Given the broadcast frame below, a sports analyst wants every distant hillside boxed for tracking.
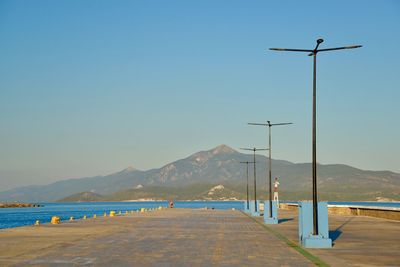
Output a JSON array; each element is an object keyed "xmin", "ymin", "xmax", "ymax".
[
  {"xmin": 58, "ymin": 184, "xmax": 244, "ymax": 202},
  {"xmin": 1, "ymin": 144, "xmax": 400, "ymax": 202},
  {"xmin": 101, "ymin": 184, "xmax": 244, "ymax": 201},
  {"xmin": 58, "ymin": 191, "xmax": 104, "ymax": 202},
  {"xmin": 58, "ymin": 183, "xmax": 399, "ymax": 202}
]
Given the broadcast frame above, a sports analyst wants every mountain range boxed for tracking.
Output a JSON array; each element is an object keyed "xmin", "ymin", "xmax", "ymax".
[{"xmin": 1, "ymin": 145, "xmax": 399, "ymax": 202}]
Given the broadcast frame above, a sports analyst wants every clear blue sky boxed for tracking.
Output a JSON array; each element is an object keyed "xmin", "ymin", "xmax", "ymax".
[{"xmin": 0, "ymin": 0, "xmax": 399, "ymax": 190}]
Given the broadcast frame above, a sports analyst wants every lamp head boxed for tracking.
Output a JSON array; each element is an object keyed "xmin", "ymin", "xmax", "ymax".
[{"xmin": 317, "ymin": 38, "xmax": 324, "ymax": 44}]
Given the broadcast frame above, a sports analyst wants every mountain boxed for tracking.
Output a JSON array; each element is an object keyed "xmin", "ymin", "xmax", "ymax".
[
  {"xmin": 58, "ymin": 191, "xmax": 104, "ymax": 202},
  {"xmin": 0, "ymin": 168, "xmax": 147, "ymax": 203},
  {"xmin": 1, "ymin": 144, "xmax": 399, "ymax": 202}
]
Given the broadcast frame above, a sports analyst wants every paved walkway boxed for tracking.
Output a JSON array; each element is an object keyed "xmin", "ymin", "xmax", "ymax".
[
  {"xmin": 2, "ymin": 208, "xmax": 399, "ymax": 266},
  {"xmin": 0, "ymin": 209, "xmax": 315, "ymax": 266},
  {"xmin": 264, "ymin": 209, "xmax": 400, "ymax": 267}
]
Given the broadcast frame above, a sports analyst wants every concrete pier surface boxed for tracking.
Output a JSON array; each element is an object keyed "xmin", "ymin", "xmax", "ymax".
[
  {"xmin": 0, "ymin": 208, "xmax": 399, "ymax": 266},
  {"xmin": 255, "ymin": 209, "xmax": 400, "ymax": 267}
]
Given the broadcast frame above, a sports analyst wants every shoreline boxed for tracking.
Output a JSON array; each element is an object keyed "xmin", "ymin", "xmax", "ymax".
[{"xmin": 121, "ymin": 199, "xmax": 242, "ymax": 202}]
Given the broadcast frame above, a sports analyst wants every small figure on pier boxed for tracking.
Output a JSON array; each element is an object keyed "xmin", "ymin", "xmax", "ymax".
[
  {"xmin": 169, "ymin": 200, "xmax": 174, "ymax": 208},
  {"xmin": 274, "ymin": 177, "xmax": 280, "ymax": 205}
]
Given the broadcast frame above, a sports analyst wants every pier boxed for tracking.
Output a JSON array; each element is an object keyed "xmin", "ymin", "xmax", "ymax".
[
  {"xmin": 0, "ymin": 202, "xmax": 42, "ymax": 208},
  {"xmin": 0, "ymin": 208, "xmax": 399, "ymax": 266}
]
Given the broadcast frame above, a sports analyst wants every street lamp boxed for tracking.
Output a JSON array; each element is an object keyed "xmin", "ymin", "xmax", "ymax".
[
  {"xmin": 248, "ymin": 121, "xmax": 292, "ymax": 219},
  {"xmin": 270, "ymin": 39, "xmax": 361, "ymax": 235},
  {"xmin": 240, "ymin": 161, "xmax": 255, "ymax": 210},
  {"xmin": 240, "ymin": 147, "xmax": 269, "ymax": 213}
]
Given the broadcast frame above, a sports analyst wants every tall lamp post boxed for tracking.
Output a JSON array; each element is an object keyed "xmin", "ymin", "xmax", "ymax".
[
  {"xmin": 270, "ymin": 38, "xmax": 361, "ymax": 235},
  {"xmin": 240, "ymin": 147, "xmax": 269, "ymax": 213},
  {"xmin": 240, "ymin": 161, "xmax": 254, "ymax": 210},
  {"xmin": 248, "ymin": 121, "xmax": 292, "ymax": 218}
]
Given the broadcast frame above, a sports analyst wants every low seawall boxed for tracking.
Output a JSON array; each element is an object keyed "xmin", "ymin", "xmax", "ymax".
[
  {"xmin": 279, "ymin": 203, "xmax": 298, "ymax": 211},
  {"xmin": 279, "ymin": 203, "xmax": 400, "ymax": 221}
]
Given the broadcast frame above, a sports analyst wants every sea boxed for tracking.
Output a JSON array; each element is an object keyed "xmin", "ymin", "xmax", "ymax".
[{"xmin": 0, "ymin": 201, "xmax": 399, "ymax": 229}]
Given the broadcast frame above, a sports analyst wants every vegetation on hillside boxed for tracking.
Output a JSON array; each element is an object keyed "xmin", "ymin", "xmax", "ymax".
[{"xmin": 58, "ymin": 183, "xmax": 400, "ymax": 202}]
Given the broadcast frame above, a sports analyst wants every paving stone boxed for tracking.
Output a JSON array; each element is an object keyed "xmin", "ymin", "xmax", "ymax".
[{"xmin": 0, "ymin": 209, "xmax": 314, "ymax": 266}]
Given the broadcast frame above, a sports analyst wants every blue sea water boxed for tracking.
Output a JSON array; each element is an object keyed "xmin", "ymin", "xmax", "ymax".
[
  {"xmin": 0, "ymin": 201, "xmax": 243, "ymax": 229},
  {"xmin": 0, "ymin": 201, "xmax": 399, "ymax": 229}
]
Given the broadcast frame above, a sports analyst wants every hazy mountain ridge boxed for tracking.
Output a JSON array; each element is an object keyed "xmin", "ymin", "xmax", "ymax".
[
  {"xmin": 58, "ymin": 191, "xmax": 104, "ymax": 202},
  {"xmin": 1, "ymin": 144, "xmax": 399, "ymax": 202}
]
